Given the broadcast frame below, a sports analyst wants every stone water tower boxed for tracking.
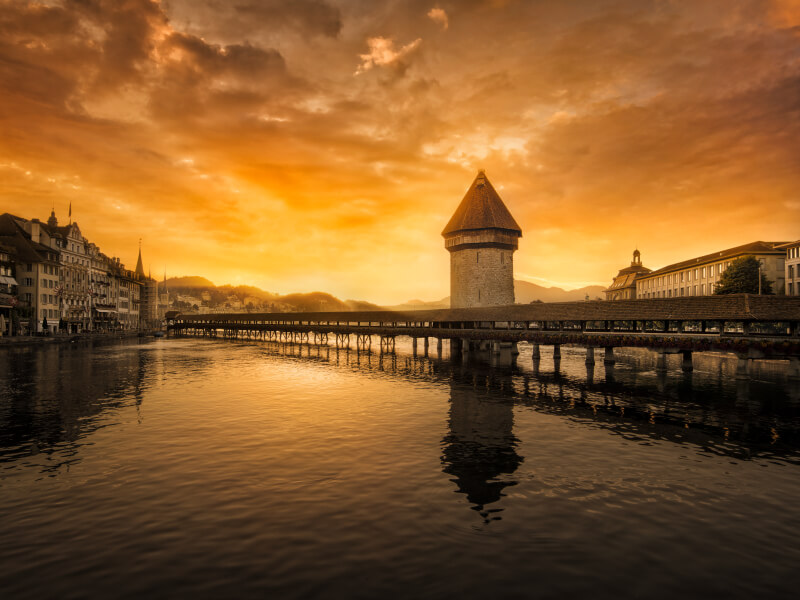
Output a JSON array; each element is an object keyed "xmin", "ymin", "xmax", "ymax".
[{"xmin": 442, "ymin": 171, "xmax": 522, "ymax": 308}]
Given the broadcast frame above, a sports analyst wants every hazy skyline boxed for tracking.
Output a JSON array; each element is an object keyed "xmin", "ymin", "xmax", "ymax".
[{"xmin": 1, "ymin": 0, "xmax": 798, "ymax": 304}]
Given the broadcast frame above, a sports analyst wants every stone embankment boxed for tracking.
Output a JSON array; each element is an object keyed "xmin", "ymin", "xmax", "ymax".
[{"xmin": 0, "ymin": 330, "xmax": 162, "ymax": 348}]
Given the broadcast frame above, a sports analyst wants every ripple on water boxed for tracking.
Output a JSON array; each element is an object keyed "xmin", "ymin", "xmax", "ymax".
[{"xmin": 1, "ymin": 338, "xmax": 799, "ymax": 599}]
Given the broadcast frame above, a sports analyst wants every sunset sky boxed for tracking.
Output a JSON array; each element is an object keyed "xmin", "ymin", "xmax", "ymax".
[{"xmin": 1, "ymin": 0, "xmax": 798, "ymax": 304}]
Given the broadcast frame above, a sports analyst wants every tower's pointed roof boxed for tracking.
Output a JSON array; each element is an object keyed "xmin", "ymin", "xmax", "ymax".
[
  {"xmin": 135, "ymin": 242, "xmax": 145, "ymax": 277},
  {"xmin": 442, "ymin": 171, "xmax": 522, "ymax": 237}
]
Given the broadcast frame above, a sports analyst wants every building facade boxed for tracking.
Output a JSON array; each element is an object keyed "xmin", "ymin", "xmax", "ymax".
[
  {"xmin": 0, "ymin": 214, "xmax": 62, "ymax": 333},
  {"xmin": 604, "ymin": 249, "xmax": 651, "ymax": 300},
  {"xmin": 636, "ymin": 241, "xmax": 787, "ymax": 299},
  {"xmin": 0, "ymin": 242, "xmax": 18, "ymax": 335},
  {"xmin": 777, "ymin": 241, "xmax": 800, "ymax": 296},
  {"xmin": 443, "ymin": 171, "xmax": 522, "ymax": 308},
  {"xmin": 1, "ymin": 210, "xmax": 149, "ymax": 334}
]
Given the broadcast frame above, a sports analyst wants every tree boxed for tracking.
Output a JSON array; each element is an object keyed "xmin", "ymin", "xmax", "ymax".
[{"xmin": 714, "ymin": 256, "xmax": 773, "ymax": 295}]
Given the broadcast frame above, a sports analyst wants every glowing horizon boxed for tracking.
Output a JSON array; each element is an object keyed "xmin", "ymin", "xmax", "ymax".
[{"xmin": 1, "ymin": 0, "xmax": 798, "ymax": 305}]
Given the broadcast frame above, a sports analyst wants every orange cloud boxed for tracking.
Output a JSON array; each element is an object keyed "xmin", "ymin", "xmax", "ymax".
[{"xmin": 0, "ymin": 0, "xmax": 797, "ymax": 304}]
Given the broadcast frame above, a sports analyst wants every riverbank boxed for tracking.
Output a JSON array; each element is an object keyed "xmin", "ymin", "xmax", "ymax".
[{"xmin": 0, "ymin": 330, "xmax": 164, "ymax": 348}]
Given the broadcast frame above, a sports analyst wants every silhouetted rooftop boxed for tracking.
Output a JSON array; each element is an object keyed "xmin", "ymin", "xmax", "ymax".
[{"xmin": 442, "ymin": 171, "xmax": 522, "ymax": 237}]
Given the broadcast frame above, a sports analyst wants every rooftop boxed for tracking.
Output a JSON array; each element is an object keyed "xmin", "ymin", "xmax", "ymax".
[
  {"xmin": 640, "ymin": 241, "xmax": 788, "ymax": 279},
  {"xmin": 442, "ymin": 171, "xmax": 522, "ymax": 237}
]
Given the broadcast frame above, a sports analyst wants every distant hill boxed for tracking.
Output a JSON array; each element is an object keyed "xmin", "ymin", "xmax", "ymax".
[
  {"xmin": 514, "ymin": 280, "xmax": 606, "ymax": 303},
  {"xmin": 390, "ymin": 280, "xmax": 605, "ymax": 309},
  {"xmin": 385, "ymin": 297, "xmax": 450, "ymax": 311},
  {"xmin": 163, "ymin": 277, "xmax": 381, "ymax": 313},
  {"xmin": 163, "ymin": 275, "xmax": 605, "ymax": 314},
  {"xmin": 166, "ymin": 276, "xmax": 216, "ymax": 288}
]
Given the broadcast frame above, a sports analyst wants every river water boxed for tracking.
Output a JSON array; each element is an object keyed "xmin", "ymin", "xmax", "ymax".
[{"xmin": 1, "ymin": 337, "xmax": 799, "ymax": 599}]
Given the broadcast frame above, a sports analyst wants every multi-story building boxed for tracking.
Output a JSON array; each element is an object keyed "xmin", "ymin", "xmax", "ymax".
[
  {"xmin": 41, "ymin": 212, "xmax": 93, "ymax": 332},
  {"xmin": 604, "ymin": 249, "xmax": 651, "ymax": 300},
  {"xmin": 777, "ymin": 241, "xmax": 800, "ymax": 296},
  {"xmin": 0, "ymin": 214, "xmax": 62, "ymax": 333},
  {"xmin": 636, "ymin": 241, "xmax": 788, "ymax": 299},
  {"xmin": 2, "ymin": 209, "xmax": 150, "ymax": 333},
  {"xmin": 0, "ymin": 242, "xmax": 18, "ymax": 335}
]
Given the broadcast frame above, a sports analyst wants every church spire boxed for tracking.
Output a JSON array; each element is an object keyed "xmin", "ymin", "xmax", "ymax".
[{"xmin": 135, "ymin": 239, "xmax": 145, "ymax": 277}]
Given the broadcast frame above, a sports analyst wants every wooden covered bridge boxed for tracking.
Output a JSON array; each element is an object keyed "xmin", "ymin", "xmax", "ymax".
[{"xmin": 170, "ymin": 294, "xmax": 800, "ymax": 376}]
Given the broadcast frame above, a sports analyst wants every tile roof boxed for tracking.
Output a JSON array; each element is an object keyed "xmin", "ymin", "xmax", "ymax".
[
  {"xmin": 640, "ymin": 241, "xmax": 788, "ymax": 278},
  {"xmin": 442, "ymin": 171, "xmax": 522, "ymax": 236},
  {"xmin": 0, "ymin": 213, "xmax": 58, "ymax": 264}
]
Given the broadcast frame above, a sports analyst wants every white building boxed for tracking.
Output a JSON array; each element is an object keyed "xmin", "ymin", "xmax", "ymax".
[
  {"xmin": 776, "ymin": 241, "xmax": 800, "ymax": 296},
  {"xmin": 636, "ymin": 241, "xmax": 788, "ymax": 298}
]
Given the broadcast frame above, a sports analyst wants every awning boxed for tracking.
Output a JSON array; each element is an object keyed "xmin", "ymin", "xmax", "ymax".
[
  {"xmin": 0, "ymin": 276, "xmax": 17, "ymax": 285},
  {"xmin": 94, "ymin": 308, "xmax": 117, "ymax": 314}
]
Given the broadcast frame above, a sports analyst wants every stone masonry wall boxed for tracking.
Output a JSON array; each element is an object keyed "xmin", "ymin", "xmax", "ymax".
[{"xmin": 450, "ymin": 247, "xmax": 515, "ymax": 308}]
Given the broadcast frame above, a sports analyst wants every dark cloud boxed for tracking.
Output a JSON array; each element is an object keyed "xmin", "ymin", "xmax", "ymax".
[
  {"xmin": 0, "ymin": 0, "xmax": 798, "ymax": 301},
  {"xmin": 164, "ymin": 0, "xmax": 342, "ymax": 42}
]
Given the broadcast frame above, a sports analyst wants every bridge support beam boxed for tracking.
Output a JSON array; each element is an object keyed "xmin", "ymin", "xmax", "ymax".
[
  {"xmin": 585, "ymin": 347, "xmax": 595, "ymax": 365},
  {"xmin": 553, "ymin": 344, "xmax": 561, "ymax": 360},
  {"xmin": 681, "ymin": 350, "xmax": 693, "ymax": 372},
  {"xmin": 656, "ymin": 351, "xmax": 668, "ymax": 371},
  {"xmin": 412, "ymin": 337, "xmax": 418, "ymax": 355},
  {"xmin": 604, "ymin": 347, "xmax": 615, "ymax": 365},
  {"xmin": 437, "ymin": 338, "xmax": 443, "ymax": 358},
  {"xmin": 424, "ymin": 337, "xmax": 429, "ymax": 356},
  {"xmin": 531, "ymin": 343, "xmax": 540, "ymax": 359},
  {"xmin": 379, "ymin": 336, "xmax": 395, "ymax": 354}
]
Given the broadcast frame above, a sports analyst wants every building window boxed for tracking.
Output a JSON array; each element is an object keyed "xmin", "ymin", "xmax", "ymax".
[{"xmin": 789, "ymin": 265, "xmax": 795, "ymax": 279}]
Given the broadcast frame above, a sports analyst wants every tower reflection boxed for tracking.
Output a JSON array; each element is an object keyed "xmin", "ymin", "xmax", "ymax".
[{"xmin": 441, "ymin": 365, "xmax": 523, "ymax": 522}]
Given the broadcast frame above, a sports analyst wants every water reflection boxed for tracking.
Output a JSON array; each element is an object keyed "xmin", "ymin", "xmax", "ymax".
[
  {"xmin": 0, "ymin": 340, "xmax": 159, "ymax": 473},
  {"xmin": 441, "ymin": 366, "xmax": 522, "ymax": 521}
]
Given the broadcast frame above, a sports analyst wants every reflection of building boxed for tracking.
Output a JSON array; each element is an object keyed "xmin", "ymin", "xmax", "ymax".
[
  {"xmin": 604, "ymin": 249, "xmax": 651, "ymax": 300},
  {"xmin": 776, "ymin": 241, "xmax": 799, "ymax": 296},
  {"xmin": 0, "ymin": 341, "xmax": 150, "ymax": 468},
  {"xmin": 441, "ymin": 372, "xmax": 522, "ymax": 520},
  {"xmin": 636, "ymin": 241, "xmax": 788, "ymax": 299},
  {"xmin": 443, "ymin": 171, "xmax": 522, "ymax": 308}
]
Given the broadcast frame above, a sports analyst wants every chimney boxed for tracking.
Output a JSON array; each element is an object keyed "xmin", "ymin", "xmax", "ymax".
[{"xmin": 28, "ymin": 220, "xmax": 40, "ymax": 242}]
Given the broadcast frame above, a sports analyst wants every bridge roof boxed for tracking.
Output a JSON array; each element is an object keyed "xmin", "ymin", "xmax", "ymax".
[
  {"xmin": 176, "ymin": 294, "xmax": 800, "ymax": 323},
  {"xmin": 442, "ymin": 171, "xmax": 522, "ymax": 237}
]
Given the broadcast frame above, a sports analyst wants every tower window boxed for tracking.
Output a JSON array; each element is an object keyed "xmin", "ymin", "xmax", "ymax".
[{"xmin": 476, "ymin": 252, "xmax": 480, "ymax": 264}]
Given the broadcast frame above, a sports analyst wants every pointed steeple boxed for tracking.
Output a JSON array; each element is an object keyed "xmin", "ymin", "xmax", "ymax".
[
  {"xmin": 47, "ymin": 208, "xmax": 58, "ymax": 227},
  {"xmin": 442, "ymin": 170, "xmax": 522, "ymax": 236},
  {"xmin": 135, "ymin": 239, "xmax": 145, "ymax": 277}
]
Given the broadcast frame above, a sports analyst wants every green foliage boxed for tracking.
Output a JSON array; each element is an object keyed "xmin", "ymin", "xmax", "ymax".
[{"xmin": 713, "ymin": 256, "xmax": 773, "ymax": 295}]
